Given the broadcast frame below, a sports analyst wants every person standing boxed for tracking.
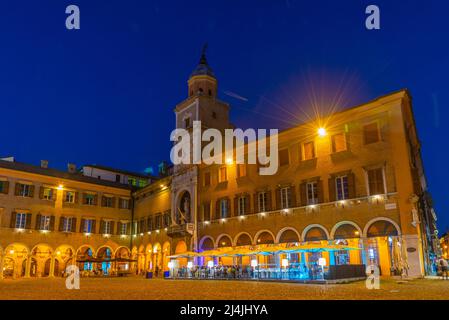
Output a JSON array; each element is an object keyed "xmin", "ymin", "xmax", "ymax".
[{"xmin": 438, "ymin": 257, "xmax": 448, "ymax": 280}]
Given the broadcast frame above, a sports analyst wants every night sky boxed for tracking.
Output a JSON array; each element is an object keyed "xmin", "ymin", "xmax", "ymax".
[{"xmin": 1, "ymin": 1, "xmax": 448, "ymax": 231}]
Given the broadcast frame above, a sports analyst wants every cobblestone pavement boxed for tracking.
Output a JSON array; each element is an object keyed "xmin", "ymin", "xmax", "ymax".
[{"xmin": 1, "ymin": 277, "xmax": 449, "ymax": 300}]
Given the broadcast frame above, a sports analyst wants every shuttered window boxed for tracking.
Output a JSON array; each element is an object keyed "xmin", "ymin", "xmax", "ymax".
[
  {"xmin": 219, "ymin": 167, "xmax": 227, "ymax": 182},
  {"xmin": 335, "ymin": 176, "xmax": 349, "ymax": 200},
  {"xmin": 103, "ymin": 221, "xmax": 112, "ymax": 234},
  {"xmin": 15, "ymin": 213, "xmax": 27, "ymax": 229},
  {"xmin": 65, "ymin": 191, "xmax": 75, "ymax": 203},
  {"xmin": 220, "ymin": 199, "xmax": 229, "ymax": 218},
  {"xmin": 307, "ymin": 182, "xmax": 318, "ymax": 205},
  {"xmin": 280, "ymin": 187, "xmax": 291, "ymax": 209},
  {"xmin": 202, "ymin": 202, "xmax": 211, "ymax": 221},
  {"xmin": 237, "ymin": 164, "xmax": 247, "ymax": 178},
  {"xmin": 0, "ymin": 181, "xmax": 9, "ymax": 194},
  {"xmin": 368, "ymin": 168, "xmax": 385, "ymax": 195},
  {"xmin": 238, "ymin": 196, "xmax": 247, "ymax": 215},
  {"xmin": 303, "ymin": 142, "xmax": 315, "ymax": 160},
  {"xmin": 120, "ymin": 223, "xmax": 128, "ymax": 235},
  {"xmin": 258, "ymin": 192, "xmax": 268, "ymax": 212},
  {"xmin": 38, "ymin": 215, "xmax": 51, "ymax": 231},
  {"xmin": 332, "ymin": 133, "xmax": 347, "ymax": 153},
  {"xmin": 364, "ymin": 123, "xmax": 380, "ymax": 144},
  {"xmin": 279, "ymin": 149, "xmax": 289, "ymax": 166},
  {"xmin": 62, "ymin": 217, "xmax": 73, "ymax": 232}
]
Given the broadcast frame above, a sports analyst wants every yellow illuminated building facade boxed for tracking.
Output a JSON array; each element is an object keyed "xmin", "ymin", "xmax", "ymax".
[{"xmin": 0, "ymin": 52, "xmax": 438, "ymax": 281}]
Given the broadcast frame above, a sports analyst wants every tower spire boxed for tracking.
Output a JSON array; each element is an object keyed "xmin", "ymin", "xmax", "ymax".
[{"xmin": 199, "ymin": 43, "xmax": 208, "ymax": 65}]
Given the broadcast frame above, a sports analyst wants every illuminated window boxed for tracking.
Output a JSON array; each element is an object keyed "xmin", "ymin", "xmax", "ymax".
[
  {"xmin": 119, "ymin": 198, "xmax": 130, "ymax": 209},
  {"xmin": 303, "ymin": 142, "xmax": 315, "ymax": 160},
  {"xmin": 219, "ymin": 166, "xmax": 227, "ymax": 183},
  {"xmin": 237, "ymin": 164, "xmax": 246, "ymax": 178},
  {"xmin": 364, "ymin": 122, "xmax": 380, "ymax": 144},
  {"xmin": 335, "ymin": 176, "xmax": 349, "ymax": 200},
  {"xmin": 367, "ymin": 168, "xmax": 385, "ymax": 195},
  {"xmin": 42, "ymin": 188, "xmax": 53, "ymax": 200},
  {"xmin": 15, "ymin": 213, "xmax": 27, "ymax": 229},
  {"xmin": 128, "ymin": 177, "xmax": 136, "ymax": 186},
  {"xmin": 332, "ymin": 133, "xmax": 347, "ymax": 153},
  {"xmin": 38, "ymin": 215, "xmax": 51, "ymax": 231},
  {"xmin": 83, "ymin": 219, "xmax": 93, "ymax": 233},
  {"xmin": 306, "ymin": 182, "xmax": 318, "ymax": 205},
  {"xmin": 280, "ymin": 187, "xmax": 291, "ymax": 209},
  {"xmin": 62, "ymin": 217, "xmax": 73, "ymax": 232},
  {"xmin": 279, "ymin": 149, "xmax": 289, "ymax": 166}
]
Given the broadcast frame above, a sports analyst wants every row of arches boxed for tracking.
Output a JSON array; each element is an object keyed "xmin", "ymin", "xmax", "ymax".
[
  {"xmin": 199, "ymin": 218, "xmax": 400, "ymax": 250},
  {"xmin": 0, "ymin": 243, "xmax": 131, "ymax": 279}
]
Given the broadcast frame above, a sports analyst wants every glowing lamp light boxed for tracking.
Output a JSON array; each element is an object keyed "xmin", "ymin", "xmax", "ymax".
[
  {"xmin": 164, "ymin": 228, "xmax": 167, "ymax": 232},
  {"xmin": 281, "ymin": 259, "xmax": 289, "ymax": 268},
  {"xmin": 156, "ymin": 230, "xmax": 160, "ymax": 234},
  {"xmin": 57, "ymin": 251, "xmax": 61, "ymax": 256},
  {"xmin": 354, "ymin": 231, "xmax": 360, "ymax": 236},
  {"xmin": 148, "ymin": 231, "xmax": 151, "ymax": 235},
  {"xmin": 318, "ymin": 258, "xmax": 326, "ymax": 267},
  {"xmin": 57, "ymin": 184, "xmax": 64, "ymax": 190},
  {"xmin": 187, "ymin": 261, "xmax": 193, "ymax": 269},
  {"xmin": 238, "ymin": 215, "xmax": 245, "ymax": 220},
  {"xmin": 221, "ymin": 218, "xmax": 226, "ymax": 223},
  {"xmin": 9, "ymin": 250, "xmax": 14, "ymax": 255},
  {"xmin": 259, "ymin": 212, "xmax": 266, "ymax": 217},
  {"xmin": 225, "ymin": 158, "xmax": 233, "ymax": 165},
  {"xmin": 318, "ymin": 127, "xmax": 327, "ymax": 137},
  {"xmin": 140, "ymin": 233, "xmax": 144, "ymax": 236},
  {"xmin": 168, "ymin": 261, "xmax": 174, "ymax": 269},
  {"xmin": 204, "ymin": 221, "xmax": 210, "ymax": 225},
  {"xmin": 84, "ymin": 233, "xmax": 91, "ymax": 237},
  {"xmin": 251, "ymin": 259, "xmax": 258, "ymax": 268},
  {"xmin": 207, "ymin": 261, "xmax": 214, "ymax": 268}
]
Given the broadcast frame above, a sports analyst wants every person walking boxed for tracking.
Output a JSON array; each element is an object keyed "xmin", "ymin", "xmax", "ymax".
[{"xmin": 438, "ymin": 257, "xmax": 448, "ymax": 280}]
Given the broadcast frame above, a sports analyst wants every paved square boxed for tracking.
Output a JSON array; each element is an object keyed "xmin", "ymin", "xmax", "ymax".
[{"xmin": 0, "ymin": 277, "xmax": 449, "ymax": 300}]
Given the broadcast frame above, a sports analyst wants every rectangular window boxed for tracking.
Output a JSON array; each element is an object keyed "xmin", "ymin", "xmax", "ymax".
[
  {"xmin": 65, "ymin": 191, "xmax": 75, "ymax": 203},
  {"xmin": 367, "ymin": 168, "xmax": 385, "ymax": 195},
  {"xmin": 280, "ymin": 187, "xmax": 291, "ymax": 209},
  {"xmin": 220, "ymin": 199, "xmax": 228, "ymax": 218},
  {"xmin": 103, "ymin": 221, "xmax": 112, "ymax": 234},
  {"xmin": 335, "ymin": 176, "xmax": 349, "ymax": 200},
  {"xmin": 303, "ymin": 142, "xmax": 315, "ymax": 160},
  {"xmin": 43, "ymin": 188, "xmax": 53, "ymax": 200},
  {"xmin": 364, "ymin": 123, "xmax": 380, "ymax": 144},
  {"xmin": 84, "ymin": 194, "xmax": 95, "ymax": 205},
  {"xmin": 39, "ymin": 216, "xmax": 51, "ymax": 231},
  {"xmin": 15, "ymin": 213, "xmax": 27, "ymax": 229},
  {"xmin": 147, "ymin": 217, "xmax": 153, "ymax": 231},
  {"xmin": 203, "ymin": 203, "xmax": 211, "ymax": 221},
  {"xmin": 258, "ymin": 192, "xmax": 268, "ymax": 212},
  {"xmin": 19, "ymin": 184, "xmax": 31, "ymax": 197},
  {"xmin": 204, "ymin": 172, "xmax": 211, "ymax": 186},
  {"xmin": 306, "ymin": 182, "xmax": 318, "ymax": 205},
  {"xmin": 0, "ymin": 181, "xmax": 5, "ymax": 193},
  {"xmin": 115, "ymin": 174, "xmax": 121, "ymax": 182},
  {"xmin": 332, "ymin": 133, "xmax": 347, "ymax": 153},
  {"xmin": 155, "ymin": 215, "xmax": 162, "ymax": 229},
  {"xmin": 237, "ymin": 164, "xmax": 246, "ymax": 178},
  {"xmin": 238, "ymin": 196, "xmax": 247, "ymax": 215},
  {"xmin": 128, "ymin": 178, "xmax": 136, "ymax": 186},
  {"xmin": 120, "ymin": 222, "xmax": 128, "ymax": 235},
  {"xmin": 83, "ymin": 219, "xmax": 93, "ymax": 233},
  {"xmin": 103, "ymin": 196, "xmax": 113, "ymax": 207},
  {"xmin": 119, "ymin": 198, "xmax": 130, "ymax": 209},
  {"xmin": 219, "ymin": 167, "xmax": 227, "ymax": 182},
  {"xmin": 163, "ymin": 213, "xmax": 171, "ymax": 227},
  {"xmin": 279, "ymin": 149, "xmax": 289, "ymax": 166},
  {"xmin": 62, "ymin": 217, "xmax": 73, "ymax": 232},
  {"xmin": 138, "ymin": 180, "xmax": 147, "ymax": 188},
  {"xmin": 184, "ymin": 117, "xmax": 191, "ymax": 128}
]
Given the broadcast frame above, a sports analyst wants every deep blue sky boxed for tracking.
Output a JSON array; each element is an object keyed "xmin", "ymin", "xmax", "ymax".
[{"xmin": 1, "ymin": 1, "xmax": 448, "ymax": 231}]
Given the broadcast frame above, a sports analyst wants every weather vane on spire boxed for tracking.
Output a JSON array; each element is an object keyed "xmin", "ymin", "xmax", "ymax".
[{"xmin": 200, "ymin": 42, "xmax": 208, "ymax": 64}]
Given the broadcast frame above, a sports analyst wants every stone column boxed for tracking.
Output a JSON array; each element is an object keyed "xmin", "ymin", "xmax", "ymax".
[
  {"xmin": 24, "ymin": 256, "xmax": 31, "ymax": 278},
  {"xmin": 49, "ymin": 255, "xmax": 56, "ymax": 277},
  {"xmin": 0, "ymin": 256, "xmax": 4, "ymax": 280}
]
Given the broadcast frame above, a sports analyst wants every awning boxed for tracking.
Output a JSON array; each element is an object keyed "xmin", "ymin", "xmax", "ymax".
[{"xmin": 168, "ymin": 244, "xmax": 360, "ymax": 259}]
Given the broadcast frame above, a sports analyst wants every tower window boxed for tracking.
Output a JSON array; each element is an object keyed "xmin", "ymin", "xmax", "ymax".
[
  {"xmin": 208, "ymin": 89, "xmax": 212, "ymax": 96},
  {"xmin": 184, "ymin": 117, "xmax": 191, "ymax": 128},
  {"xmin": 212, "ymin": 111, "xmax": 217, "ymax": 119}
]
